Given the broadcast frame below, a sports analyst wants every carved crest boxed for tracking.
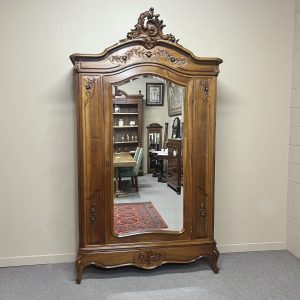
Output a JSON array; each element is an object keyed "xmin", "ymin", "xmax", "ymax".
[
  {"xmin": 120, "ymin": 7, "xmax": 179, "ymax": 49},
  {"xmin": 147, "ymin": 123, "xmax": 163, "ymax": 128}
]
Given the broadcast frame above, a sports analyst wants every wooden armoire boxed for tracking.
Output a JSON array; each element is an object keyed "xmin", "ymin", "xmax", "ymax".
[{"xmin": 70, "ymin": 7, "xmax": 222, "ymax": 283}]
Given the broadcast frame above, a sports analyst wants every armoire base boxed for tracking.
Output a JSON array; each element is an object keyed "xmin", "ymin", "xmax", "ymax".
[{"xmin": 75, "ymin": 241, "xmax": 219, "ymax": 284}]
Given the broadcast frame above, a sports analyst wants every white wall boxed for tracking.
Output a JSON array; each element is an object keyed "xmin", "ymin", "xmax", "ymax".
[
  {"xmin": 287, "ymin": 0, "xmax": 300, "ymax": 258},
  {"xmin": 0, "ymin": 0, "xmax": 294, "ymax": 266}
]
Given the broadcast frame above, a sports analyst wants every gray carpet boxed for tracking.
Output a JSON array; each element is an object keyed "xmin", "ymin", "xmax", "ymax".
[{"xmin": 0, "ymin": 251, "xmax": 300, "ymax": 300}]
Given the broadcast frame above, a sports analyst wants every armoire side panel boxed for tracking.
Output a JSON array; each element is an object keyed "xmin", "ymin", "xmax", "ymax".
[
  {"xmin": 79, "ymin": 74, "xmax": 103, "ymax": 245},
  {"xmin": 192, "ymin": 77, "xmax": 215, "ymax": 239}
]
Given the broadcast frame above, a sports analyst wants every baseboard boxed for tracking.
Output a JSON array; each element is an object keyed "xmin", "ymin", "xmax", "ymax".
[
  {"xmin": 0, "ymin": 253, "xmax": 76, "ymax": 267},
  {"xmin": 0, "ymin": 242, "xmax": 287, "ymax": 267},
  {"xmin": 218, "ymin": 241, "xmax": 286, "ymax": 253}
]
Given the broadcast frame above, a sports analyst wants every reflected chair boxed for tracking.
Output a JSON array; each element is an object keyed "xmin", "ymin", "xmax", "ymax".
[
  {"xmin": 133, "ymin": 146, "xmax": 141, "ymax": 161},
  {"xmin": 118, "ymin": 147, "xmax": 141, "ymax": 175},
  {"xmin": 118, "ymin": 148, "xmax": 144, "ymax": 192}
]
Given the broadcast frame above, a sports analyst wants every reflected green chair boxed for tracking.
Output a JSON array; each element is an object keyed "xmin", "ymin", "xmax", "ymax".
[
  {"xmin": 119, "ymin": 148, "xmax": 144, "ymax": 192},
  {"xmin": 118, "ymin": 147, "xmax": 141, "ymax": 174},
  {"xmin": 133, "ymin": 147, "xmax": 141, "ymax": 161}
]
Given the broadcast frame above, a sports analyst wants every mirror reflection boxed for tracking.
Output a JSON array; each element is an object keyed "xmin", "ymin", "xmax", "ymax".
[{"xmin": 112, "ymin": 75, "xmax": 184, "ymax": 235}]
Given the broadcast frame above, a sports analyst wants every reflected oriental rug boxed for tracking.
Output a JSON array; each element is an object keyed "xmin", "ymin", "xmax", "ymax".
[{"xmin": 114, "ymin": 201, "xmax": 168, "ymax": 234}]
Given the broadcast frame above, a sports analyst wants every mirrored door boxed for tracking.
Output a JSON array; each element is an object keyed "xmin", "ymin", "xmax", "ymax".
[{"xmin": 112, "ymin": 75, "xmax": 185, "ymax": 236}]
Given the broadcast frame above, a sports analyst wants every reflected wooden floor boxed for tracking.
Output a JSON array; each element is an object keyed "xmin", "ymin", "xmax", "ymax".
[{"xmin": 114, "ymin": 173, "xmax": 183, "ymax": 231}]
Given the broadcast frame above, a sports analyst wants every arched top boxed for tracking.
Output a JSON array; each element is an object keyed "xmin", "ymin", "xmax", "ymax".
[{"xmin": 70, "ymin": 8, "xmax": 222, "ymax": 76}]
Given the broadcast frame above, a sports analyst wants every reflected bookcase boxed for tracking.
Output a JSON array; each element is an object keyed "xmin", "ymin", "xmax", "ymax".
[{"xmin": 113, "ymin": 89, "xmax": 143, "ymax": 153}]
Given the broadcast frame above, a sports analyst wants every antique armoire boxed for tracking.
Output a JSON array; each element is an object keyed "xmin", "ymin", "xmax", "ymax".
[{"xmin": 70, "ymin": 7, "xmax": 222, "ymax": 283}]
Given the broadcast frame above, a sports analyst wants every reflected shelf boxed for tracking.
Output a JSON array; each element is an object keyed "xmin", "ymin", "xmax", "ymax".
[
  {"xmin": 114, "ymin": 141, "xmax": 138, "ymax": 144},
  {"xmin": 113, "ymin": 113, "xmax": 138, "ymax": 115},
  {"xmin": 113, "ymin": 126, "xmax": 138, "ymax": 128}
]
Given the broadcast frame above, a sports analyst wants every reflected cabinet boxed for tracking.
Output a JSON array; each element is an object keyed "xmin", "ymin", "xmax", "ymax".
[
  {"xmin": 70, "ymin": 8, "xmax": 222, "ymax": 283},
  {"xmin": 167, "ymin": 138, "xmax": 182, "ymax": 194}
]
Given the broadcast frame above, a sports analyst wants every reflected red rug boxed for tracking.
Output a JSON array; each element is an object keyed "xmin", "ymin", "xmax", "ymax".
[{"xmin": 114, "ymin": 201, "xmax": 168, "ymax": 234}]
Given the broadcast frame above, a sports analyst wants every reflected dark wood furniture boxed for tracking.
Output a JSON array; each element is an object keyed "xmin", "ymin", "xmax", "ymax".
[
  {"xmin": 167, "ymin": 139, "xmax": 182, "ymax": 194},
  {"xmin": 157, "ymin": 151, "xmax": 168, "ymax": 183},
  {"xmin": 113, "ymin": 89, "xmax": 143, "ymax": 153},
  {"xmin": 147, "ymin": 123, "xmax": 162, "ymax": 173},
  {"xmin": 70, "ymin": 7, "xmax": 222, "ymax": 283}
]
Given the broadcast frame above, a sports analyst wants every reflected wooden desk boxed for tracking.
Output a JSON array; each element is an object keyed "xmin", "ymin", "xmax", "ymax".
[
  {"xmin": 152, "ymin": 150, "xmax": 168, "ymax": 183},
  {"xmin": 113, "ymin": 153, "xmax": 136, "ymax": 197}
]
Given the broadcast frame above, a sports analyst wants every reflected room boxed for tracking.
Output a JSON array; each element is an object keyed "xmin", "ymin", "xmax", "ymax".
[{"xmin": 112, "ymin": 75, "xmax": 184, "ymax": 235}]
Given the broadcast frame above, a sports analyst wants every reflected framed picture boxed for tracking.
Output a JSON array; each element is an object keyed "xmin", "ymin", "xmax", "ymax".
[
  {"xmin": 167, "ymin": 82, "xmax": 184, "ymax": 116},
  {"xmin": 146, "ymin": 83, "xmax": 164, "ymax": 106}
]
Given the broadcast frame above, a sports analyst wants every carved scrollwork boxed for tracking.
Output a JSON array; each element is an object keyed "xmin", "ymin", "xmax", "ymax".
[
  {"xmin": 120, "ymin": 7, "xmax": 179, "ymax": 50},
  {"xmin": 87, "ymin": 190, "xmax": 101, "ymax": 228},
  {"xmin": 83, "ymin": 77, "xmax": 96, "ymax": 106},
  {"xmin": 135, "ymin": 249, "xmax": 165, "ymax": 268},
  {"xmin": 89, "ymin": 204, "xmax": 96, "ymax": 227},
  {"xmin": 198, "ymin": 188, "xmax": 208, "ymax": 224},
  {"xmin": 200, "ymin": 80, "xmax": 209, "ymax": 102},
  {"xmin": 199, "ymin": 201, "xmax": 206, "ymax": 224},
  {"xmin": 109, "ymin": 47, "xmax": 187, "ymax": 66}
]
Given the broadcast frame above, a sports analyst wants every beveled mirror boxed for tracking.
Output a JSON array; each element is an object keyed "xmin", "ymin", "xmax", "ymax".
[{"xmin": 70, "ymin": 7, "xmax": 222, "ymax": 283}]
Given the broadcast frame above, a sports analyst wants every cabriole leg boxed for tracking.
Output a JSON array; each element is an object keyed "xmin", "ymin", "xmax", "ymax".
[
  {"xmin": 209, "ymin": 243, "xmax": 220, "ymax": 274},
  {"xmin": 75, "ymin": 253, "xmax": 84, "ymax": 284}
]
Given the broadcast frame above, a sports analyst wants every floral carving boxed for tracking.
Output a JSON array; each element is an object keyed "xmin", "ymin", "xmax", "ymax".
[
  {"xmin": 87, "ymin": 190, "xmax": 101, "ymax": 228},
  {"xmin": 109, "ymin": 47, "xmax": 187, "ymax": 66},
  {"xmin": 120, "ymin": 7, "xmax": 179, "ymax": 49},
  {"xmin": 135, "ymin": 249, "xmax": 165, "ymax": 268},
  {"xmin": 200, "ymin": 80, "xmax": 209, "ymax": 102},
  {"xmin": 199, "ymin": 201, "xmax": 206, "ymax": 224},
  {"xmin": 83, "ymin": 77, "xmax": 96, "ymax": 106}
]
